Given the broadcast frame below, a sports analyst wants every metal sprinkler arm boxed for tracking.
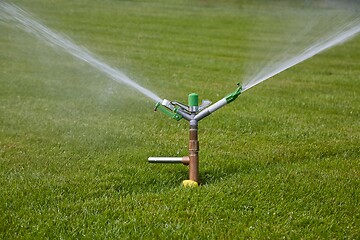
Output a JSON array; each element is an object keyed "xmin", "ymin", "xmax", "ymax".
[
  {"xmin": 194, "ymin": 83, "xmax": 242, "ymax": 121},
  {"xmin": 171, "ymin": 101, "xmax": 189, "ymax": 112}
]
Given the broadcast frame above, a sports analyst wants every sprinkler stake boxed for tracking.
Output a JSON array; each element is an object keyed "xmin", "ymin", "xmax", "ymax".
[{"xmin": 149, "ymin": 83, "xmax": 242, "ymax": 186}]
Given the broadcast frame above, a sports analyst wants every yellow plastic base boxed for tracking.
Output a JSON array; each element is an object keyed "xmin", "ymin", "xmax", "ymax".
[{"xmin": 182, "ymin": 180, "xmax": 198, "ymax": 188}]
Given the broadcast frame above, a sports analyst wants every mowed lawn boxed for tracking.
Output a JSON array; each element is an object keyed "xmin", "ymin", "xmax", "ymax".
[{"xmin": 1, "ymin": 0, "xmax": 359, "ymax": 238}]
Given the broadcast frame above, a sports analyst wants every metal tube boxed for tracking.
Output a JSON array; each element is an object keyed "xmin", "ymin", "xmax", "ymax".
[
  {"xmin": 176, "ymin": 108, "xmax": 192, "ymax": 121},
  {"xmin": 148, "ymin": 156, "xmax": 189, "ymax": 165},
  {"xmin": 189, "ymin": 121, "xmax": 199, "ymax": 183},
  {"xmin": 194, "ymin": 98, "xmax": 227, "ymax": 121}
]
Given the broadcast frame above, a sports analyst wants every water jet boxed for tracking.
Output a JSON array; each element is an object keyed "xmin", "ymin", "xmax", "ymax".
[
  {"xmin": 0, "ymin": 2, "xmax": 162, "ymax": 103},
  {"xmin": 148, "ymin": 83, "xmax": 242, "ymax": 186}
]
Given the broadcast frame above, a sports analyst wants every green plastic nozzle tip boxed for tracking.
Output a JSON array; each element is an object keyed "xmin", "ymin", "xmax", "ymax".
[
  {"xmin": 188, "ymin": 93, "xmax": 199, "ymax": 107},
  {"xmin": 225, "ymin": 83, "xmax": 242, "ymax": 103}
]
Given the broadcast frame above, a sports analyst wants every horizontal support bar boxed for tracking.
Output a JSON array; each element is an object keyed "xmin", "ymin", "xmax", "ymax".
[{"xmin": 148, "ymin": 156, "xmax": 189, "ymax": 165}]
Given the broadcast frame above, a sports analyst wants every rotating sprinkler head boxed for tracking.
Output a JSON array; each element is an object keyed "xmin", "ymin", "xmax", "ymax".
[
  {"xmin": 154, "ymin": 83, "xmax": 242, "ymax": 122},
  {"xmin": 149, "ymin": 83, "xmax": 243, "ymax": 186}
]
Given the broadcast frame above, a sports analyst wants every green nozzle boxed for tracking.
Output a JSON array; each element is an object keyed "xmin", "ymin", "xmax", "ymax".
[
  {"xmin": 225, "ymin": 83, "xmax": 242, "ymax": 103},
  {"xmin": 154, "ymin": 102, "xmax": 182, "ymax": 121},
  {"xmin": 188, "ymin": 93, "xmax": 198, "ymax": 107}
]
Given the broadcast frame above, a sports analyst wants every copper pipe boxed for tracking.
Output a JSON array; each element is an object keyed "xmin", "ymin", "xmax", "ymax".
[
  {"xmin": 189, "ymin": 122, "xmax": 199, "ymax": 183},
  {"xmin": 182, "ymin": 156, "xmax": 190, "ymax": 165}
]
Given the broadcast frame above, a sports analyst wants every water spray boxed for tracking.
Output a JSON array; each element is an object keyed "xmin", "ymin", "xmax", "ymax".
[
  {"xmin": 0, "ymin": 2, "xmax": 162, "ymax": 103},
  {"xmin": 148, "ymin": 83, "xmax": 242, "ymax": 187}
]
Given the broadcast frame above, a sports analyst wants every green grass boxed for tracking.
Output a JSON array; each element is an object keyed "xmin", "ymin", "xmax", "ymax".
[{"xmin": 1, "ymin": 0, "xmax": 360, "ymax": 238}]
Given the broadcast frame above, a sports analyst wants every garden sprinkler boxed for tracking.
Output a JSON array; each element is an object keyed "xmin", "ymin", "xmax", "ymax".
[{"xmin": 148, "ymin": 83, "xmax": 242, "ymax": 187}]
